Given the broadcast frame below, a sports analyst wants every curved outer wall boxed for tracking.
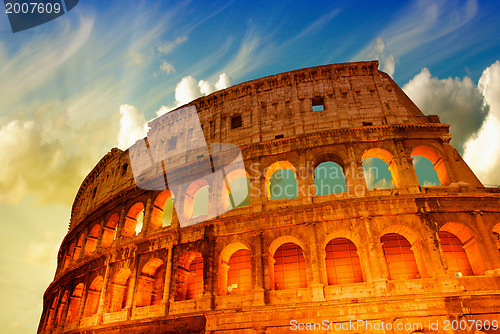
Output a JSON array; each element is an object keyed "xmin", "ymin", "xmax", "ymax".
[{"xmin": 40, "ymin": 61, "xmax": 500, "ymax": 334}]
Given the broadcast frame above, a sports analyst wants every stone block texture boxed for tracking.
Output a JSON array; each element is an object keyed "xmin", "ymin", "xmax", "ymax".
[{"xmin": 39, "ymin": 61, "xmax": 500, "ymax": 334}]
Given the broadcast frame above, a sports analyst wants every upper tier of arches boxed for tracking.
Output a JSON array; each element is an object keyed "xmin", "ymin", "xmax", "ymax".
[
  {"xmin": 70, "ymin": 60, "xmax": 454, "ymax": 229},
  {"xmin": 58, "ymin": 140, "xmax": 486, "ymax": 275}
]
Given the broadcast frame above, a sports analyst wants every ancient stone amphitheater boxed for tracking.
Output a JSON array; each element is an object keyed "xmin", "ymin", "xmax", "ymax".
[{"xmin": 39, "ymin": 61, "xmax": 500, "ymax": 334}]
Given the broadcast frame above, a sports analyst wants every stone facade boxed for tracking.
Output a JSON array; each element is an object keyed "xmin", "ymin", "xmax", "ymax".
[{"xmin": 39, "ymin": 61, "xmax": 500, "ymax": 334}]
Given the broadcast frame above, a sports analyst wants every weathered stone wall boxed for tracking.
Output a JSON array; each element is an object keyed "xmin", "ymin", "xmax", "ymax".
[{"xmin": 41, "ymin": 61, "xmax": 500, "ymax": 334}]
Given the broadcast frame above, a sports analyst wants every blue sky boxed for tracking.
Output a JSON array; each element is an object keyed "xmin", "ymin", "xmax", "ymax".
[{"xmin": 1, "ymin": 0, "xmax": 500, "ymax": 333}]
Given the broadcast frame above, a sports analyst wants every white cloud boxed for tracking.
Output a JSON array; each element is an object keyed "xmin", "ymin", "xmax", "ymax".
[
  {"xmin": 160, "ymin": 60, "xmax": 176, "ymax": 75},
  {"xmin": 157, "ymin": 36, "xmax": 187, "ymax": 54},
  {"xmin": 198, "ymin": 73, "xmax": 232, "ymax": 95},
  {"xmin": 403, "ymin": 67, "xmax": 486, "ymax": 149},
  {"xmin": 198, "ymin": 79, "xmax": 216, "ymax": 96},
  {"xmin": 463, "ymin": 61, "xmax": 500, "ymax": 186},
  {"xmin": 156, "ymin": 73, "xmax": 232, "ymax": 116},
  {"xmin": 356, "ymin": 37, "xmax": 396, "ymax": 77},
  {"xmin": 117, "ymin": 104, "xmax": 149, "ymax": 150},
  {"xmin": 215, "ymin": 73, "xmax": 232, "ymax": 90},
  {"xmin": 175, "ymin": 76, "xmax": 202, "ymax": 105}
]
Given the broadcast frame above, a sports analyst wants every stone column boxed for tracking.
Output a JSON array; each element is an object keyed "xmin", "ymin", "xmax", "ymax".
[
  {"xmin": 420, "ymin": 215, "xmax": 448, "ymax": 278},
  {"xmin": 207, "ymin": 174, "xmax": 220, "ymax": 220},
  {"xmin": 411, "ymin": 241, "xmax": 430, "ymax": 278},
  {"xmin": 472, "ymin": 211, "xmax": 500, "ymax": 272},
  {"xmin": 252, "ymin": 230, "xmax": 265, "ymax": 306},
  {"xmin": 96, "ymin": 257, "xmax": 111, "ymax": 324},
  {"xmin": 172, "ymin": 182, "xmax": 189, "ymax": 228},
  {"xmin": 115, "ymin": 206, "xmax": 127, "ymax": 241},
  {"xmin": 392, "ymin": 140, "xmax": 420, "ymax": 190},
  {"xmin": 162, "ymin": 247, "xmax": 173, "ymax": 314},
  {"xmin": 76, "ymin": 283, "xmax": 89, "ymax": 321},
  {"xmin": 47, "ymin": 289, "xmax": 63, "ymax": 330},
  {"xmin": 95, "ymin": 219, "xmax": 105, "ymax": 253},
  {"xmin": 259, "ymin": 174, "xmax": 268, "ymax": 210},
  {"xmin": 140, "ymin": 197, "xmax": 152, "ymax": 235},
  {"xmin": 306, "ymin": 222, "xmax": 325, "ymax": 301},
  {"xmin": 78, "ymin": 228, "xmax": 90, "ymax": 259},
  {"xmin": 297, "ymin": 151, "xmax": 314, "ymax": 202},
  {"xmin": 59, "ymin": 292, "xmax": 72, "ymax": 328},
  {"xmin": 126, "ymin": 251, "xmax": 140, "ymax": 318},
  {"xmin": 201, "ymin": 225, "xmax": 216, "ymax": 310},
  {"xmin": 360, "ymin": 216, "xmax": 387, "ymax": 280},
  {"xmin": 247, "ymin": 158, "xmax": 263, "ymax": 210},
  {"xmin": 345, "ymin": 146, "xmax": 368, "ymax": 196}
]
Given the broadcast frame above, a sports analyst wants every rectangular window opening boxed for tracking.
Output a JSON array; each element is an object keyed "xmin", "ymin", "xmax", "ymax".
[
  {"xmin": 231, "ymin": 115, "xmax": 242, "ymax": 129},
  {"xmin": 275, "ymin": 134, "xmax": 284, "ymax": 139},
  {"xmin": 312, "ymin": 97, "xmax": 325, "ymax": 112},
  {"xmin": 362, "ymin": 121, "xmax": 373, "ymax": 126}
]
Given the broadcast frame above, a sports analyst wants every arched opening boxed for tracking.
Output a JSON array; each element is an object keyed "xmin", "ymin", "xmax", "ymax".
[
  {"xmin": 84, "ymin": 223, "xmax": 100, "ymax": 255},
  {"xmin": 101, "ymin": 214, "xmax": 119, "ymax": 248},
  {"xmin": 411, "ymin": 146, "xmax": 451, "ymax": 186},
  {"xmin": 361, "ymin": 148, "xmax": 398, "ymax": 189},
  {"xmin": 83, "ymin": 276, "xmax": 103, "ymax": 317},
  {"xmin": 54, "ymin": 290, "xmax": 68, "ymax": 326},
  {"xmin": 219, "ymin": 243, "xmax": 251, "ymax": 295},
  {"xmin": 184, "ymin": 180, "xmax": 209, "ymax": 219},
  {"xmin": 63, "ymin": 242, "xmax": 75, "ymax": 270},
  {"xmin": 44, "ymin": 295, "xmax": 58, "ymax": 329},
  {"xmin": 151, "ymin": 190, "xmax": 175, "ymax": 229},
  {"xmin": 175, "ymin": 252, "xmax": 204, "ymax": 301},
  {"xmin": 74, "ymin": 234, "xmax": 84, "ymax": 260},
  {"xmin": 123, "ymin": 202, "xmax": 145, "ymax": 237},
  {"xmin": 493, "ymin": 223, "xmax": 500, "ymax": 251},
  {"xmin": 109, "ymin": 268, "xmax": 131, "ymax": 312},
  {"xmin": 66, "ymin": 283, "xmax": 84, "ymax": 322},
  {"xmin": 314, "ymin": 161, "xmax": 346, "ymax": 196},
  {"xmin": 221, "ymin": 169, "xmax": 251, "ymax": 210},
  {"xmin": 136, "ymin": 259, "xmax": 165, "ymax": 307},
  {"xmin": 381, "ymin": 233, "xmax": 420, "ymax": 280},
  {"xmin": 438, "ymin": 231, "xmax": 474, "ymax": 276},
  {"xmin": 411, "ymin": 156, "xmax": 440, "ymax": 186},
  {"xmin": 440, "ymin": 222, "xmax": 486, "ymax": 275},
  {"xmin": 272, "ymin": 243, "xmax": 307, "ymax": 290},
  {"xmin": 325, "ymin": 238, "xmax": 363, "ymax": 285},
  {"xmin": 266, "ymin": 161, "xmax": 298, "ymax": 200}
]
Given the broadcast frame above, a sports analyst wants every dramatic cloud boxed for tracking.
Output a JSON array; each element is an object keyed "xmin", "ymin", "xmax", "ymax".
[
  {"xmin": 215, "ymin": 73, "xmax": 232, "ymax": 90},
  {"xmin": 117, "ymin": 104, "xmax": 149, "ymax": 150},
  {"xmin": 463, "ymin": 61, "xmax": 500, "ymax": 186},
  {"xmin": 160, "ymin": 61, "xmax": 176, "ymax": 75},
  {"xmin": 198, "ymin": 73, "xmax": 233, "ymax": 96},
  {"xmin": 403, "ymin": 67, "xmax": 486, "ymax": 150},
  {"xmin": 0, "ymin": 101, "xmax": 119, "ymax": 205},
  {"xmin": 156, "ymin": 73, "xmax": 233, "ymax": 115},
  {"xmin": 356, "ymin": 38, "xmax": 396, "ymax": 77},
  {"xmin": 0, "ymin": 120, "xmax": 83, "ymax": 204}
]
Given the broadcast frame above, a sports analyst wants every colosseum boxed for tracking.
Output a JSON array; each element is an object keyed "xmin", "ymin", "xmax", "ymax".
[{"xmin": 39, "ymin": 60, "xmax": 500, "ymax": 334}]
